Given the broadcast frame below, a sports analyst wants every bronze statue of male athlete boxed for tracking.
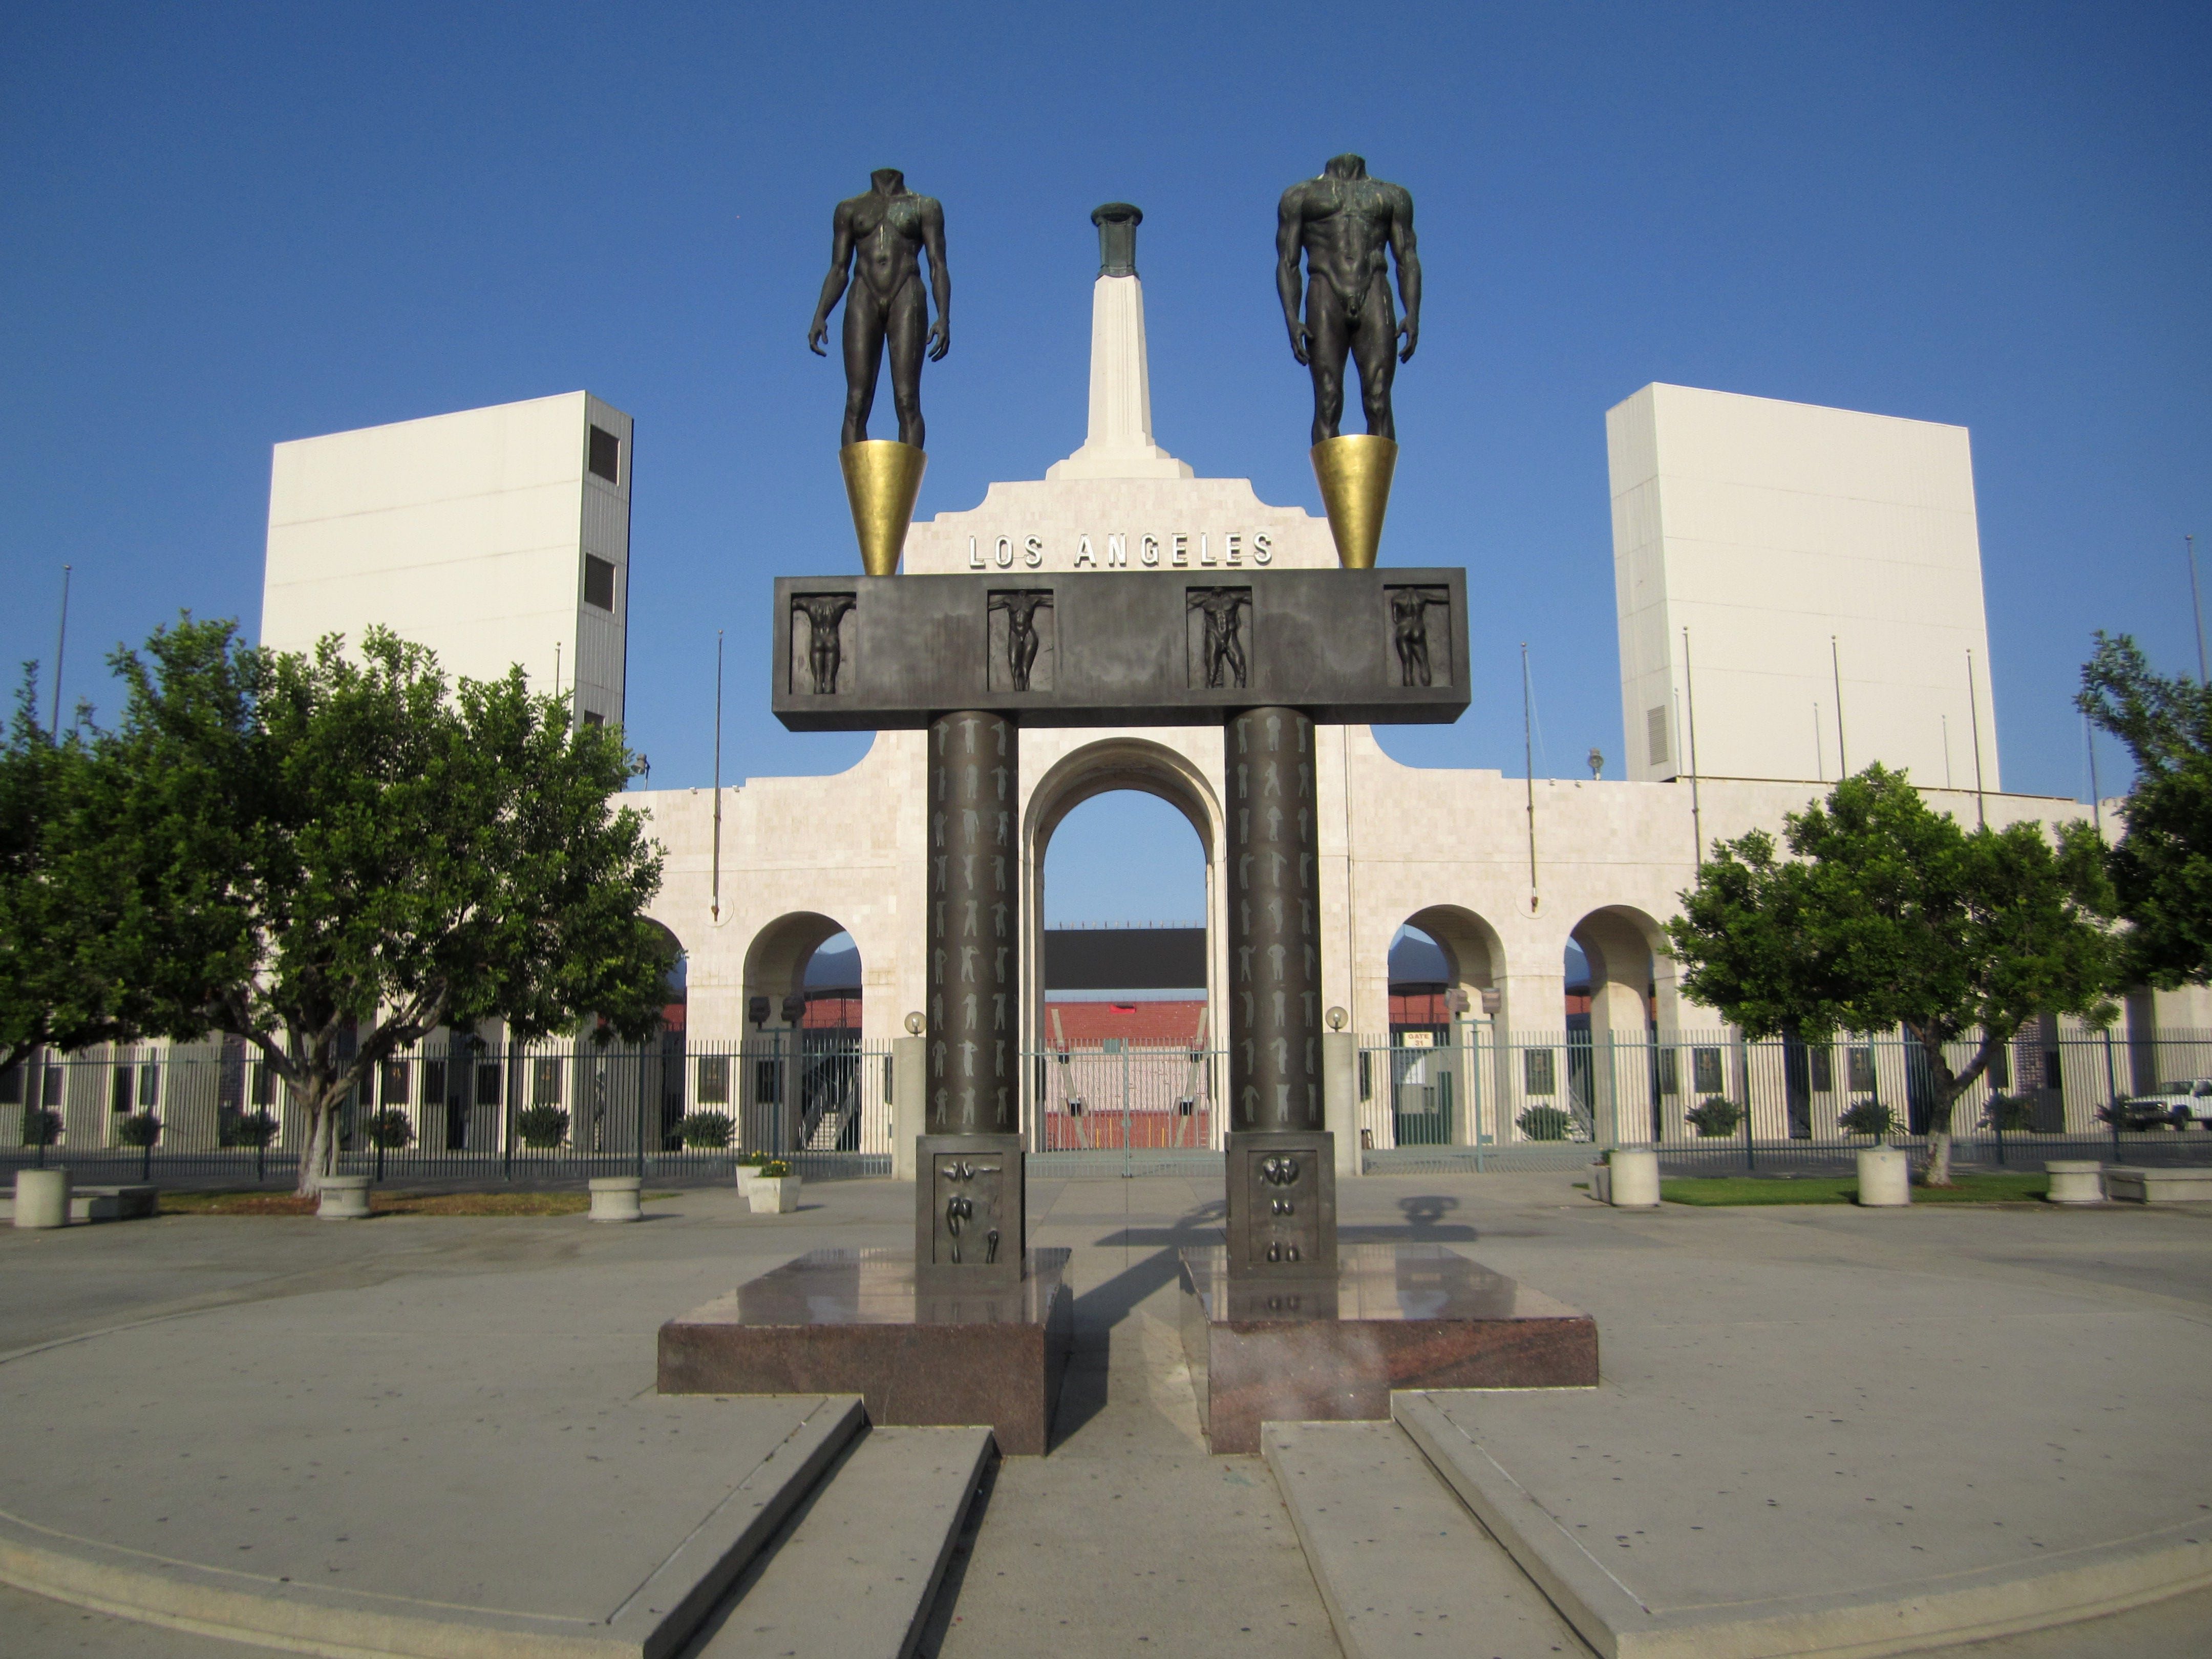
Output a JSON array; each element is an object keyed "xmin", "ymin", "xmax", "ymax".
[
  {"xmin": 1277, "ymin": 155, "xmax": 1420, "ymax": 445},
  {"xmin": 808, "ymin": 168, "xmax": 951, "ymax": 449}
]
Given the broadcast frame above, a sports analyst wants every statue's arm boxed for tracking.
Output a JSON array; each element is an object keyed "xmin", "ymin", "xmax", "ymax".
[
  {"xmin": 807, "ymin": 204, "xmax": 855, "ymax": 354},
  {"xmin": 1389, "ymin": 189, "xmax": 1421, "ymax": 360},
  {"xmin": 1275, "ymin": 189, "xmax": 1309, "ymax": 365},
  {"xmin": 922, "ymin": 197, "xmax": 951, "ymax": 360}
]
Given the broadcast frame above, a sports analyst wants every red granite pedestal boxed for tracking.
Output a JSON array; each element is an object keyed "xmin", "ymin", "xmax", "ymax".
[
  {"xmin": 1178, "ymin": 1243, "xmax": 1598, "ymax": 1454},
  {"xmin": 658, "ymin": 1246, "xmax": 1074, "ymax": 1455}
]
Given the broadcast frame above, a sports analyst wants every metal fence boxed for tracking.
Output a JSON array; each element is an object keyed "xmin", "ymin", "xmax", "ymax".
[
  {"xmin": 1357, "ymin": 1025, "xmax": 2212, "ymax": 1174},
  {"xmin": 1026, "ymin": 1044, "xmax": 1222, "ymax": 1178},
  {"xmin": 0, "ymin": 1034, "xmax": 895, "ymax": 1184}
]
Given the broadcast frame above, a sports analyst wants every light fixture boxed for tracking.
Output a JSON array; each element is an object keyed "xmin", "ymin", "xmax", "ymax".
[
  {"xmin": 904, "ymin": 1011, "xmax": 925, "ymax": 1036},
  {"xmin": 1325, "ymin": 1006, "xmax": 1347, "ymax": 1032}
]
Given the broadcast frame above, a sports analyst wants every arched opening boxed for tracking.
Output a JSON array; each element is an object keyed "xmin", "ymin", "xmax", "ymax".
[
  {"xmin": 1374, "ymin": 906, "xmax": 1507, "ymax": 1151},
  {"xmin": 1025, "ymin": 739, "xmax": 1221, "ymax": 1153},
  {"xmin": 738, "ymin": 912, "xmax": 867, "ymax": 1155},
  {"xmin": 1566, "ymin": 905, "xmax": 1670, "ymax": 1144}
]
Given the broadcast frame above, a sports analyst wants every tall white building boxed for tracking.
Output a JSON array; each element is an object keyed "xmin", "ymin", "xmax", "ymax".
[
  {"xmin": 260, "ymin": 391, "xmax": 632, "ymax": 728},
  {"xmin": 1608, "ymin": 384, "xmax": 1997, "ymax": 791}
]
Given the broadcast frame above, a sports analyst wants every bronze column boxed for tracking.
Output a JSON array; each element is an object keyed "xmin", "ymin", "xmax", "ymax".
[
  {"xmin": 918, "ymin": 709, "xmax": 1024, "ymax": 1282},
  {"xmin": 1224, "ymin": 706, "xmax": 1336, "ymax": 1275}
]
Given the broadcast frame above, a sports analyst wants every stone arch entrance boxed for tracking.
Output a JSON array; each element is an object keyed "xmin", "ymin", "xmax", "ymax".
[
  {"xmin": 1021, "ymin": 737, "xmax": 1225, "ymax": 1150},
  {"xmin": 740, "ymin": 911, "xmax": 863, "ymax": 1154},
  {"xmin": 1565, "ymin": 904, "xmax": 1673, "ymax": 1143}
]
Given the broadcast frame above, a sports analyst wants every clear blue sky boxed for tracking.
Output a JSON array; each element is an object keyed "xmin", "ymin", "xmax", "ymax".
[{"xmin": 6, "ymin": 2, "xmax": 2207, "ymax": 925}]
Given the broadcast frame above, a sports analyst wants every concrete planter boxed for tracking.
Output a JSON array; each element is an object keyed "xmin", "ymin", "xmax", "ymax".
[
  {"xmin": 13, "ymin": 1168, "xmax": 71, "ymax": 1230},
  {"xmin": 2044, "ymin": 1161, "xmax": 2106, "ymax": 1204},
  {"xmin": 587, "ymin": 1177, "xmax": 643, "ymax": 1223},
  {"xmin": 1856, "ymin": 1146, "xmax": 1911, "ymax": 1207},
  {"xmin": 317, "ymin": 1175, "xmax": 372, "ymax": 1220},
  {"xmin": 1589, "ymin": 1161, "xmax": 1611, "ymax": 1204},
  {"xmin": 1608, "ymin": 1148, "xmax": 1661, "ymax": 1208},
  {"xmin": 734, "ymin": 1166, "xmax": 766, "ymax": 1202},
  {"xmin": 2104, "ymin": 1166, "xmax": 2212, "ymax": 1204},
  {"xmin": 748, "ymin": 1176, "xmax": 801, "ymax": 1215}
]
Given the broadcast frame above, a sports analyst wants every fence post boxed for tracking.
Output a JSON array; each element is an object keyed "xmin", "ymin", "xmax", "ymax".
[
  {"xmin": 1742, "ymin": 1035, "xmax": 1755, "ymax": 1173},
  {"xmin": 2102, "ymin": 1026, "xmax": 2120, "ymax": 1159},
  {"xmin": 502, "ymin": 1037, "xmax": 515, "ymax": 1182}
]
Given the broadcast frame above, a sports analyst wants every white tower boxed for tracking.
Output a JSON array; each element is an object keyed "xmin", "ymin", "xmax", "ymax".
[{"xmin": 1046, "ymin": 203, "xmax": 1192, "ymax": 482}]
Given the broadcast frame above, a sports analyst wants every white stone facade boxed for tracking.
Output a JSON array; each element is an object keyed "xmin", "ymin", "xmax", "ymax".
[
  {"xmin": 261, "ymin": 391, "xmax": 632, "ymax": 729},
  {"xmin": 1609, "ymin": 383, "xmax": 1996, "ymax": 791}
]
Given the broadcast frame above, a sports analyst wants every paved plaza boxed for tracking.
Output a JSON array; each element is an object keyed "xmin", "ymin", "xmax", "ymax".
[{"xmin": 2, "ymin": 1169, "xmax": 2209, "ymax": 1656}]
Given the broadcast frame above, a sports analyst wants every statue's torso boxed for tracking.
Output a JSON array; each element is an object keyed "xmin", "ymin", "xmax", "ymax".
[
  {"xmin": 1294, "ymin": 177, "xmax": 1403, "ymax": 296},
  {"xmin": 845, "ymin": 192, "xmax": 932, "ymax": 296}
]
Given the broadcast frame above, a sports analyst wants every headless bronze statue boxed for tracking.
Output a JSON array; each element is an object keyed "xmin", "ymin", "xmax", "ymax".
[
  {"xmin": 1277, "ymin": 155, "xmax": 1421, "ymax": 446},
  {"xmin": 808, "ymin": 168, "xmax": 951, "ymax": 449}
]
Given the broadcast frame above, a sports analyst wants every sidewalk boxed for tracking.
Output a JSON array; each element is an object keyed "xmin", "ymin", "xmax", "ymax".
[{"xmin": 2, "ymin": 1169, "xmax": 2209, "ymax": 1656}]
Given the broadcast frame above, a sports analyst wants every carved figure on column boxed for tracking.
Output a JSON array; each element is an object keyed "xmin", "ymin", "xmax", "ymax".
[
  {"xmin": 1188, "ymin": 588, "xmax": 1251, "ymax": 689},
  {"xmin": 795, "ymin": 593, "xmax": 857, "ymax": 694}
]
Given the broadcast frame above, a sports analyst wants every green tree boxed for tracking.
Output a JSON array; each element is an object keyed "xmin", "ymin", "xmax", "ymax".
[
  {"xmin": 2077, "ymin": 632, "xmax": 2212, "ymax": 988},
  {"xmin": 92, "ymin": 619, "xmax": 670, "ymax": 1194},
  {"xmin": 1665, "ymin": 767, "xmax": 2116, "ymax": 1184},
  {"xmin": 0, "ymin": 671, "xmax": 131, "ymax": 1076}
]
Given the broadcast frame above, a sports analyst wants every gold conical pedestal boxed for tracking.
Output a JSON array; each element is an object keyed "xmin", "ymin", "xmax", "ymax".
[
  {"xmin": 839, "ymin": 440, "xmax": 928, "ymax": 577},
  {"xmin": 1310, "ymin": 435, "xmax": 1399, "ymax": 570}
]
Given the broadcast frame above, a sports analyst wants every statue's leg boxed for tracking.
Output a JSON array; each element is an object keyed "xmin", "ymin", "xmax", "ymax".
[
  {"xmin": 1351, "ymin": 277, "xmax": 1397, "ymax": 439},
  {"xmin": 842, "ymin": 287, "xmax": 888, "ymax": 446},
  {"xmin": 885, "ymin": 275, "xmax": 928, "ymax": 449},
  {"xmin": 1305, "ymin": 276, "xmax": 1350, "ymax": 446}
]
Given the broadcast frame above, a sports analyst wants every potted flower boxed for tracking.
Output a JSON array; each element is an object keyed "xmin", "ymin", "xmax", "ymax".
[
  {"xmin": 748, "ymin": 1158, "xmax": 800, "ymax": 1214},
  {"xmin": 733, "ymin": 1149, "xmax": 770, "ymax": 1201},
  {"xmin": 1839, "ymin": 1098, "xmax": 1908, "ymax": 1205}
]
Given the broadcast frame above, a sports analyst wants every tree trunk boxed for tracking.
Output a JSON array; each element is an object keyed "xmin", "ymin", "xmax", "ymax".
[{"xmin": 294, "ymin": 1095, "xmax": 338, "ymax": 1197}]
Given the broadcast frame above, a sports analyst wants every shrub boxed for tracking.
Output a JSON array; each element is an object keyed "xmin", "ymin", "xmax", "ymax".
[
  {"xmin": 677, "ymin": 1110, "xmax": 735, "ymax": 1149},
  {"xmin": 1516, "ymin": 1105, "xmax": 1570, "ymax": 1142},
  {"xmin": 22, "ymin": 1108, "xmax": 63, "ymax": 1147},
  {"xmin": 758, "ymin": 1159, "xmax": 794, "ymax": 1179},
  {"xmin": 116, "ymin": 1112, "xmax": 162, "ymax": 1148},
  {"xmin": 230, "ymin": 1111, "xmax": 280, "ymax": 1148},
  {"xmin": 1982, "ymin": 1093, "xmax": 2036, "ymax": 1133},
  {"xmin": 516, "ymin": 1104, "xmax": 569, "ymax": 1148},
  {"xmin": 1839, "ymin": 1098, "xmax": 1898, "ymax": 1140},
  {"xmin": 1686, "ymin": 1096, "xmax": 1743, "ymax": 1138},
  {"xmin": 365, "ymin": 1109, "xmax": 414, "ymax": 1150}
]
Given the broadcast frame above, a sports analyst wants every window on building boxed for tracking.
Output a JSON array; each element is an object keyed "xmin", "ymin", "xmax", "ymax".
[
  {"xmin": 476, "ymin": 1061, "xmax": 504, "ymax": 1107},
  {"xmin": 1524, "ymin": 1048, "xmax": 1556, "ymax": 1096},
  {"xmin": 588, "ymin": 425, "xmax": 620, "ymax": 483},
  {"xmin": 697, "ymin": 1055, "xmax": 730, "ymax": 1104},
  {"xmin": 1809, "ymin": 1045, "xmax": 1834, "ymax": 1093},
  {"xmin": 1847, "ymin": 1046, "xmax": 1878, "ymax": 1094},
  {"xmin": 381, "ymin": 1059, "xmax": 410, "ymax": 1105},
  {"xmin": 1691, "ymin": 1047, "xmax": 1725, "ymax": 1095},
  {"xmin": 581, "ymin": 710, "xmax": 605, "ymax": 728},
  {"xmin": 41, "ymin": 1065, "xmax": 63, "ymax": 1107},
  {"xmin": 0, "ymin": 1060, "xmax": 22, "ymax": 1105},
  {"xmin": 111, "ymin": 1064, "xmax": 135, "ymax": 1114},
  {"xmin": 584, "ymin": 554, "xmax": 616, "ymax": 611},
  {"xmin": 139, "ymin": 1062, "xmax": 160, "ymax": 1108},
  {"xmin": 1646, "ymin": 706, "xmax": 1670, "ymax": 769},
  {"xmin": 531, "ymin": 1058, "xmax": 563, "ymax": 1105}
]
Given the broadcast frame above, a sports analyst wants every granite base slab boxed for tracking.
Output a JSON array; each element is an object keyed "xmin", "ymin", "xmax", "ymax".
[
  {"xmin": 659, "ymin": 1246, "xmax": 1073, "ymax": 1455},
  {"xmin": 1178, "ymin": 1243, "xmax": 1597, "ymax": 1454}
]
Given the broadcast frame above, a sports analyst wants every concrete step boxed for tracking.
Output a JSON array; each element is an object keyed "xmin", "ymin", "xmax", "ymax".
[
  {"xmin": 691, "ymin": 1423, "xmax": 992, "ymax": 1659},
  {"xmin": 1263, "ymin": 1418, "xmax": 1592, "ymax": 1659}
]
